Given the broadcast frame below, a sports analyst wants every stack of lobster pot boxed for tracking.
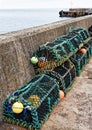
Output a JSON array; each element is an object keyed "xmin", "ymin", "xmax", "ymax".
[{"xmin": 2, "ymin": 28, "xmax": 92, "ymax": 130}]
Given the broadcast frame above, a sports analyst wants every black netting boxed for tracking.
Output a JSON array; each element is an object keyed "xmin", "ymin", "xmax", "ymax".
[
  {"xmin": 72, "ymin": 28, "xmax": 89, "ymax": 40},
  {"xmin": 3, "ymin": 74, "xmax": 60, "ymax": 129},
  {"xmin": 70, "ymin": 45, "xmax": 91, "ymax": 76}
]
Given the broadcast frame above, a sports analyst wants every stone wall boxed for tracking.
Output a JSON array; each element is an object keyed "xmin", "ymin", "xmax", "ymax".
[{"xmin": 0, "ymin": 15, "xmax": 92, "ymax": 120}]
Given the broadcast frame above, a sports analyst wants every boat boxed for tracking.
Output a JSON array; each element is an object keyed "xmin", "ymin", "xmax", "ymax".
[{"xmin": 59, "ymin": 8, "xmax": 92, "ymax": 17}]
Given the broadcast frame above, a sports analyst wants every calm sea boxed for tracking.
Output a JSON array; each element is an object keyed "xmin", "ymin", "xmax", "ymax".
[{"xmin": 0, "ymin": 9, "xmax": 70, "ymax": 34}]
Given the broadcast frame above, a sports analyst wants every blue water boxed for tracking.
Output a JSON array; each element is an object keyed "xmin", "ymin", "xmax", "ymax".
[{"xmin": 0, "ymin": 9, "xmax": 70, "ymax": 34}]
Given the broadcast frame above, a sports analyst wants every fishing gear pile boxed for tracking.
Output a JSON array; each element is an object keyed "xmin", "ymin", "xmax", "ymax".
[{"xmin": 2, "ymin": 28, "xmax": 92, "ymax": 130}]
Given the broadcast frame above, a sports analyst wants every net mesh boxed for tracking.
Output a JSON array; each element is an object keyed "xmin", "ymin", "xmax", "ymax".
[
  {"xmin": 32, "ymin": 28, "xmax": 90, "ymax": 73},
  {"xmin": 70, "ymin": 42, "xmax": 92, "ymax": 76},
  {"xmin": 2, "ymin": 74, "xmax": 60, "ymax": 129},
  {"xmin": 44, "ymin": 60, "xmax": 76, "ymax": 93}
]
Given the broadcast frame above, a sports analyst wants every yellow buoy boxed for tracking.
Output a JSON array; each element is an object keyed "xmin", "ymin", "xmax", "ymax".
[
  {"xmin": 28, "ymin": 95, "xmax": 40, "ymax": 106},
  {"xmin": 30, "ymin": 56, "xmax": 38, "ymax": 64},
  {"xmin": 12, "ymin": 101, "xmax": 24, "ymax": 114}
]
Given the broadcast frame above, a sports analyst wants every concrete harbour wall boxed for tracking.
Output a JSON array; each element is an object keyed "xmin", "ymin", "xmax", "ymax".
[{"xmin": 0, "ymin": 15, "xmax": 92, "ymax": 120}]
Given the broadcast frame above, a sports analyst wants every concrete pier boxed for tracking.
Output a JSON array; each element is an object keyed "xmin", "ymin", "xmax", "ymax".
[{"xmin": 0, "ymin": 15, "xmax": 92, "ymax": 129}]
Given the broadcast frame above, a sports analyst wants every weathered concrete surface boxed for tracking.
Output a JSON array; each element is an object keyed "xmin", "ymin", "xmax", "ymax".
[{"xmin": 0, "ymin": 15, "xmax": 92, "ymax": 129}]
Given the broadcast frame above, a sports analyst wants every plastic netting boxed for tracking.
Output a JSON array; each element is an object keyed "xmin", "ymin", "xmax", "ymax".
[
  {"xmin": 44, "ymin": 60, "xmax": 76, "ymax": 93},
  {"xmin": 2, "ymin": 74, "xmax": 60, "ymax": 130},
  {"xmin": 57, "ymin": 32, "xmax": 83, "ymax": 49},
  {"xmin": 33, "ymin": 39, "xmax": 74, "ymax": 74},
  {"xmin": 71, "ymin": 28, "xmax": 89, "ymax": 41},
  {"xmin": 31, "ymin": 28, "xmax": 90, "ymax": 73},
  {"xmin": 70, "ymin": 43, "xmax": 92, "ymax": 76}
]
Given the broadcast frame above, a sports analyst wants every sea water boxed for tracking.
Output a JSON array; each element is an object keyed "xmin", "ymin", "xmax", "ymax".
[{"xmin": 0, "ymin": 8, "xmax": 70, "ymax": 34}]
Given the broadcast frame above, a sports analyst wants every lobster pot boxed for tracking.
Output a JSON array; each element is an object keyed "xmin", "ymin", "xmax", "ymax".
[
  {"xmin": 60, "ymin": 32, "xmax": 83, "ymax": 51},
  {"xmin": 72, "ymin": 28, "xmax": 90, "ymax": 41},
  {"xmin": 32, "ymin": 38, "xmax": 75, "ymax": 73},
  {"xmin": 31, "ymin": 28, "xmax": 91, "ymax": 74},
  {"xmin": 54, "ymin": 60, "xmax": 76, "ymax": 93},
  {"xmin": 41, "ymin": 40, "xmax": 71, "ymax": 61},
  {"xmin": 31, "ymin": 28, "xmax": 90, "ymax": 74},
  {"xmin": 44, "ymin": 70, "xmax": 64, "ymax": 90},
  {"xmin": 45, "ymin": 39, "xmax": 74, "ymax": 61},
  {"xmin": 45, "ymin": 60, "xmax": 76, "ymax": 94},
  {"xmin": 70, "ymin": 45, "xmax": 91, "ymax": 76},
  {"xmin": 2, "ymin": 74, "xmax": 60, "ymax": 130}
]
